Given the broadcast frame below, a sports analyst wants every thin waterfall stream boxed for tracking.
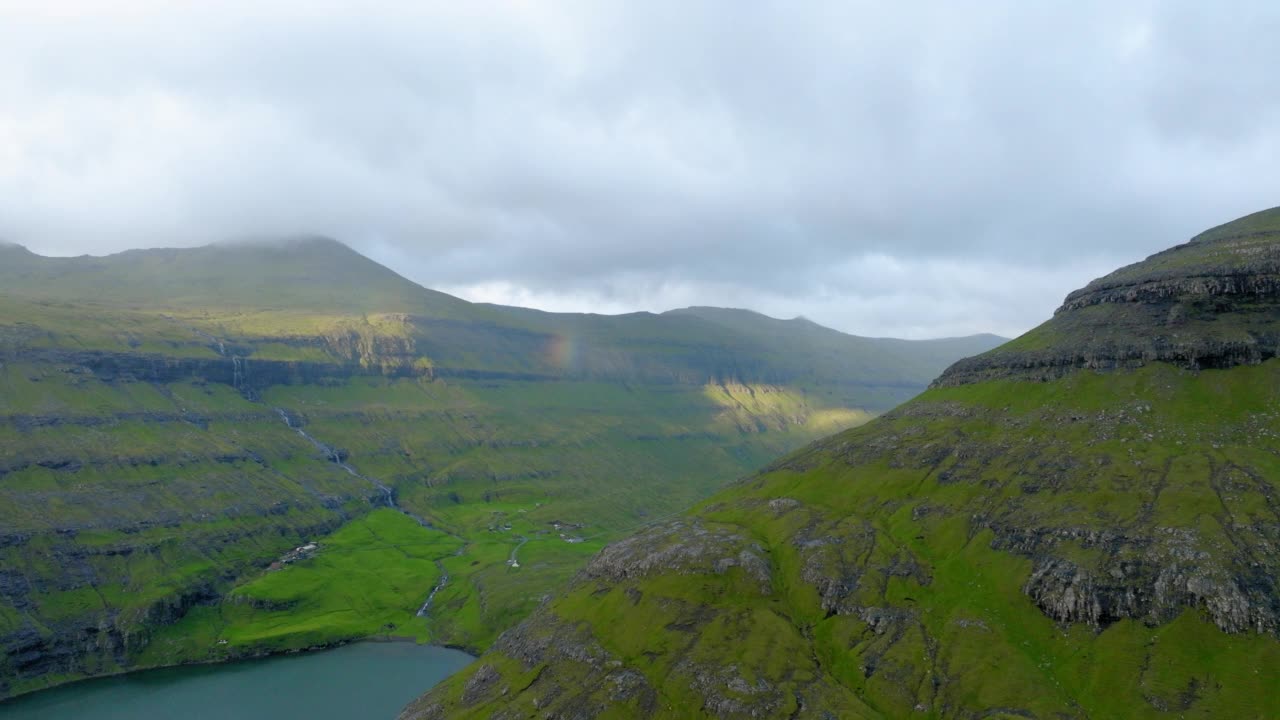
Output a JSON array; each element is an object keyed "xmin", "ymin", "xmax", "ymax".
[
  {"xmin": 164, "ymin": 317, "xmax": 468, "ymax": 623},
  {"xmin": 273, "ymin": 407, "xmax": 396, "ymax": 508},
  {"xmin": 272, "ymin": 406, "xmax": 465, "ymax": 620}
]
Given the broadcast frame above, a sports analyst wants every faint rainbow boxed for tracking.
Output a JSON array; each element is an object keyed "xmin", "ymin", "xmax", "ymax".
[{"xmin": 545, "ymin": 333, "xmax": 580, "ymax": 371}]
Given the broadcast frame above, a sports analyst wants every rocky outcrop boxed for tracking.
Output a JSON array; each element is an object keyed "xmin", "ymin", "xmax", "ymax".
[
  {"xmin": 582, "ymin": 520, "xmax": 773, "ymax": 592},
  {"xmin": 399, "ymin": 609, "xmax": 660, "ymax": 720},
  {"xmin": 676, "ymin": 661, "xmax": 787, "ymax": 718},
  {"xmin": 934, "ymin": 330, "xmax": 1280, "ymax": 387},
  {"xmin": 999, "ymin": 526, "xmax": 1280, "ymax": 634},
  {"xmin": 1059, "ymin": 272, "xmax": 1280, "ymax": 313}
]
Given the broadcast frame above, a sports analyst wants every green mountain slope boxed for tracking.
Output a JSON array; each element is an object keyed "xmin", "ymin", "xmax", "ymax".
[
  {"xmin": 407, "ymin": 207, "xmax": 1280, "ymax": 719},
  {"xmin": 1, "ymin": 238, "xmax": 992, "ymax": 397},
  {"xmin": 0, "ymin": 240, "xmax": 1001, "ymax": 699}
]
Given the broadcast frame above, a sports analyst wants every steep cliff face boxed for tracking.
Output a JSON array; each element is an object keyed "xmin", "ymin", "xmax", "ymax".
[
  {"xmin": 19, "ymin": 350, "xmax": 427, "ymax": 392},
  {"xmin": 409, "ymin": 207, "xmax": 1280, "ymax": 719}
]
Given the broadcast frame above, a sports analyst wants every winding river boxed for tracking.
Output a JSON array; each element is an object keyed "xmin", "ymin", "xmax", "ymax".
[{"xmin": 0, "ymin": 643, "xmax": 473, "ymax": 720}]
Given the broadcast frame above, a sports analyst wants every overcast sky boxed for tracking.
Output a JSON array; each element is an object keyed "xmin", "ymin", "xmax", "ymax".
[{"xmin": 4, "ymin": 2, "xmax": 1280, "ymax": 338}]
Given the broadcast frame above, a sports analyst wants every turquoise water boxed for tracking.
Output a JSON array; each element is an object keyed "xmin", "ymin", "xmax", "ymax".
[{"xmin": 0, "ymin": 643, "xmax": 473, "ymax": 719}]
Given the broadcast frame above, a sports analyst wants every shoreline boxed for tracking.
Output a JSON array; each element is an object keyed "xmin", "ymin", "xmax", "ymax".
[{"xmin": 0, "ymin": 635, "xmax": 477, "ymax": 705}]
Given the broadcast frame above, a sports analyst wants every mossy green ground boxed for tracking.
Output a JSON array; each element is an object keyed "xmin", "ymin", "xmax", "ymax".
[
  {"xmin": 139, "ymin": 510, "xmax": 459, "ymax": 661},
  {"xmin": 422, "ymin": 361, "xmax": 1280, "ymax": 718},
  {"xmin": 0, "ymin": 361, "xmax": 871, "ymax": 698},
  {"xmin": 0, "ymin": 240, "xmax": 1000, "ymax": 699},
  {"xmin": 260, "ymin": 375, "xmax": 860, "ymax": 651}
]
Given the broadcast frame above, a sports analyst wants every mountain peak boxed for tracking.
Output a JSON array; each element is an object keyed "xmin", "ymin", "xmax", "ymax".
[
  {"xmin": 212, "ymin": 234, "xmax": 359, "ymax": 256},
  {"xmin": 1190, "ymin": 205, "xmax": 1280, "ymax": 245},
  {"xmin": 0, "ymin": 235, "xmax": 475, "ymax": 317},
  {"xmin": 0, "ymin": 242, "xmax": 37, "ymax": 268},
  {"xmin": 664, "ymin": 306, "xmax": 771, "ymax": 320},
  {"xmin": 1059, "ymin": 206, "xmax": 1280, "ymax": 314},
  {"xmin": 936, "ymin": 206, "xmax": 1280, "ymax": 386}
]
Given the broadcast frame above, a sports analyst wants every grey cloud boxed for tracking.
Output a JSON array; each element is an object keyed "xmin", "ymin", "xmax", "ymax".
[{"xmin": 3, "ymin": 1, "xmax": 1280, "ymax": 338}]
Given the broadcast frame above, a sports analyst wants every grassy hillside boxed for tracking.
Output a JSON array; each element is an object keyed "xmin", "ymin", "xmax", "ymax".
[
  {"xmin": 409, "ymin": 207, "xmax": 1280, "ymax": 719},
  {"xmin": 0, "ymin": 240, "xmax": 1000, "ymax": 699}
]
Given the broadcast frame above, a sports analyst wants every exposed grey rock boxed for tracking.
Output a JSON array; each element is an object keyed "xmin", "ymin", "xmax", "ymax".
[
  {"xmin": 490, "ymin": 609, "xmax": 612, "ymax": 671},
  {"xmin": 1009, "ymin": 528, "xmax": 1280, "ymax": 633},
  {"xmin": 403, "ymin": 607, "xmax": 660, "ymax": 719},
  {"xmin": 856, "ymin": 606, "xmax": 916, "ymax": 635},
  {"xmin": 583, "ymin": 520, "xmax": 772, "ymax": 592},
  {"xmin": 461, "ymin": 663, "xmax": 501, "ymax": 706},
  {"xmin": 677, "ymin": 661, "xmax": 784, "ymax": 719},
  {"xmin": 796, "ymin": 532, "xmax": 872, "ymax": 616},
  {"xmin": 768, "ymin": 497, "xmax": 801, "ymax": 515}
]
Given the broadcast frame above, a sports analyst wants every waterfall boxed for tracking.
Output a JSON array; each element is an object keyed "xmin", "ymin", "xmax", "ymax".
[
  {"xmin": 417, "ymin": 545, "xmax": 467, "ymax": 617},
  {"xmin": 273, "ymin": 408, "xmax": 395, "ymax": 508},
  {"xmin": 417, "ymin": 561, "xmax": 449, "ymax": 617},
  {"xmin": 158, "ymin": 309, "xmax": 472, "ymax": 623},
  {"xmin": 198, "ymin": 330, "xmax": 226, "ymax": 357},
  {"xmin": 272, "ymin": 406, "xmax": 466, "ymax": 620},
  {"xmin": 232, "ymin": 356, "xmax": 245, "ymax": 393}
]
